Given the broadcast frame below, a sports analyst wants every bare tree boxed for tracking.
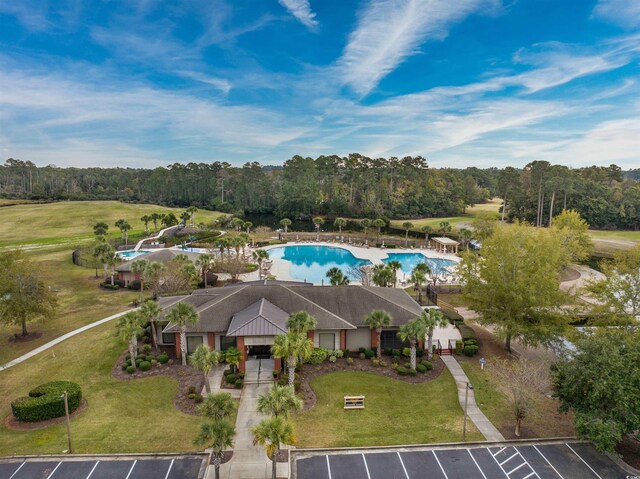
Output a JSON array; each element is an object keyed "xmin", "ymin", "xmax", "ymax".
[{"xmin": 347, "ymin": 264, "xmax": 372, "ymax": 286}]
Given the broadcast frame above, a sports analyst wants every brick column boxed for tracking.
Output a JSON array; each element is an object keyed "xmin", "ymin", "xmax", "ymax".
[
  {"xmin": 237, "ymin": 336, "xmax": 246, "ymax": 373},
  {"xmin": 340, "ymin": 330, "xmax": 347, "ymax": 350},
  {"xmin": 370, "ymin": 329, "xmax": 378, "ymax": 349},
  {"xmin": 274, "ymin": 357, "xmax": 282, "ymax": 372},
  {"xmin": 174, "ymin": 333, "xmax": 181, "ymax": 359},
  {"xmin": 307, "ymin": 330, "xmax": 315, "ymax": 346},
  {"xmin": 208, "ymin": 332, "xmax": 215, "ymax": 350}
]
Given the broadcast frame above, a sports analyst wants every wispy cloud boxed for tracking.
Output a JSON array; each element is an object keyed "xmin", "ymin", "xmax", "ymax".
[
  {"xmin": 337, "ymin": 0, "xmax": 501, "ymax": 96},
  {"xmin": 0, "ymin": 2, "xmax": 51, "ymax": 31},
  {"xmin": 593, "ymin": 0, "xmax": 640, "ymax": 28},
  {"xmin": 278, "ymin": 0, "xmax": 319, "ymax": 30}
]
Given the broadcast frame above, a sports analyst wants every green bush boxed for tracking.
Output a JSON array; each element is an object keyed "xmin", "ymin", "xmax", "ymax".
[
  {"xmin": 396, "ymin": 366, "xmax": 408, "ymax": 376},
  {"xmin": 441, "ymin": 308, "xmax": 464, "ymax": 322},
  {"xmin": 358, "ymin": 347, "xmax": 366, "ymax": 353},
  {"xmin": 307, "ymin": 348, "xmax": 329, "ymax": 364},
  {"xmin": 416, "ymin": 364, "xmax": 427, "ymax": 373},
  {"xmin": 383, "ymin": 348, "xmax": 393, "ymax": 356},
  {"xmin": 121, "ymin": 363, "xmax": 128, "ymax": 371},
  {"xmin": 392, "ymin": 349, "xmax": 401, "ymax": 357},
  {"xmin": 329, "ymin": 355, "xmax": 337, "ymax": 363},
  {"xmin": 273, "ymin": 370, "xmax": 279, "ymax": 378},
  {"xmin": 188, "ymin": 386, "xmax": 197, "ymax": 394},
  {"xmin": 11, "ymin": 381, "xmax": 82, "ymax": 422},
  {"xmin": 455, "ymin": 340, "xmax": 464, "ymax": 355},
  {"xmin": 126, "ymin": 365, "xmax": 136, "ymax": 374},
  {"xmin": 457, "ymin": 324, "xmax": 476, "ymax": 342},
  {"xmin": 404, "ymin": 362, "xmax": 411, "ymax": 369},
  {"xmin": 142, "ymin": 344, "xmax": 152, "ymax": 354},
  {"xmin": 421, "ymin": 361, "xmax": 433, "ymax": 371},
  {"xmin": 140, "ymin": 361, "xmax": 152, "ymax": 371},
  {"xmin": 364, "ymin": 349, "xmax": 375, "ymax": 359},
  {"xmin": 223, "ymin": 368, "xmax": 233, "ymax": 376},
  {"xmin": 416, "ymin": 349, "xmax": 424, "ymax": 357},
  {"xmin": 226, "ymin": 374, "xmax": 237, "ymax": 384},
  {"xmin": 402, "ymin": 348, "xmax": 411, "ymax": 357},
  {"xmin": 380, "ymin": 360, "xmax": 387, "ymax": 367},
  {"xmin": 347, "ymin": 357, "xmax": 354, "ymax": 364},
  {"xmin": 372, "ymin": 359, "xmax": 380, "ymax": 367},
  {"xmin": 194, "ymin": 394, "xmax": 204, "ymax": 403},
  {"xmin": 137, "ymin": 354, "xmax": 146, "ymax": 362},
  {"xmin": 407, "ymin": 368, "xmax": 417, "ymax": 376},
  {"xmin": 235, "ymin": 378, "xmax": 243, "ymax": 388},
  {"xmin": 463, "ymin": 345, "xmax": 479, "ymax": 356},
  {"xmin": 294, "ymin": 380, "xmax": 302, "ymax": 392},
  {"xmin": 344, "ymin": 349, "xmax": 350, "ymax": 357},
  {"xmin": 464, "ymin": 339, "xmax": 478, "ymax": 346},
  {"xmin": 158, "ymin": 353, "xmax": 169, "ymax": 364},
  {"xmin": 238, "ymin": 372, "xmax": 245, "ymax": 379},
  {"xmin": 188, "ymin": 393, "xmax": 196, "ymax": 399},
  {"xmin": 359, "ymin": 352, "xmax": 366, "ymax": 359}
]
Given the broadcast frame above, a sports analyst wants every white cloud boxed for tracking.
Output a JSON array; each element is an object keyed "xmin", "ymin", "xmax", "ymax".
[
  {"xmin": 0, "ymin": 2, "xmax": 50, "ymax": 31},
  {"xmin": 593, "ymin": 0, "xmax": 640, "ymax": 28},
  {"xmin": 337, "ymin": 0, "xmax": 501, "ymax": 96},
  {"xmin": 278, "ymin": 0, "xmax": 319, "ymax": 30}
]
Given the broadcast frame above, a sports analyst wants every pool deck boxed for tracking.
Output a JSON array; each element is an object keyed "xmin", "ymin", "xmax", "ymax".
[{"xmin": 260, "ymin": 242, "xmax": 460, "ymax": 285}]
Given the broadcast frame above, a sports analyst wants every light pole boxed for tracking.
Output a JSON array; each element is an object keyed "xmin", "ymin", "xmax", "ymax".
[
  {"xmin": 463, "ymin": 382, "xmax": 474, "ymax": 441},
  {"xmin": 61, "ymin": 392, "xmax": 72, "ymax": 453}
]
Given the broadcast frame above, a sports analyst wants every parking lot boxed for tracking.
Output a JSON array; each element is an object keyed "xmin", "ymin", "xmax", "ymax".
[
  {"xmin": 0, "ymin": 454, "xmax": 207, "ymax": 479},
  {"xmin": 293, "ymin": 441, "xmax": 632, "ymax": 479}
]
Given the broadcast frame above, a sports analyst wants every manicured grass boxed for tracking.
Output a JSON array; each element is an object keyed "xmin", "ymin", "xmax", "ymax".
[
  {"xmin": 0, "ymin": 249, "xmax": 139, "ymax": 364},
  {"xmin": 0, "ymin": 320, "xmax": 202, "ymax": 455},
  {"xmin": 587, "ymin": 230, "xmax": 640, "ymax": 242},
  {"xmin": 390, "ymin": 199, "xmax": 501, "ymax": 232},
  {"xmin": 0, "ymin": 201, "xmax": 223, "ymax": 247},
  {"xmin": 293, "ymin": 371, "xmax": 483, "ymax": 448}
]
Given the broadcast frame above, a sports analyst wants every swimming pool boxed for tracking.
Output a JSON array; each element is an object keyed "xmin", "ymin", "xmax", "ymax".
[
  {"xmin": 268, "ymin": 245, "xmax": 372, "ymax": 284},
  {"xmin": 170, "ymin": 246, "xmax": 210, "ymax": 254},
  {"xmin": 382, "ymin": 252, "xmax": 456, "ymax": 276},
  {"xmin": 117, "ymin": 250, "xmax": 151, "ymax": 260}
]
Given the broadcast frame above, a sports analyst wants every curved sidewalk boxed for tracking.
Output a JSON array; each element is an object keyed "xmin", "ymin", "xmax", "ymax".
[
  {"xmin": 0, "ymin": 309, "xmax": 134, "ymax": 372},
  {"xmin": 440, "ymin": 355, "xmax": 505, "ymax": 442}
]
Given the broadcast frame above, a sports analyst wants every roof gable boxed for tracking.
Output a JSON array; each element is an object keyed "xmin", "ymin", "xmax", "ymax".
[{"xmin": 227, "ymin": 299, "xmax": 289, "ymax": 337}]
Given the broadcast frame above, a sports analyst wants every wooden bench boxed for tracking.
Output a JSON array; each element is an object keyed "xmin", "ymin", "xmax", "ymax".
[{"xmin": 344, "ymin": 395, "xmax": 365, "ymax": 409}]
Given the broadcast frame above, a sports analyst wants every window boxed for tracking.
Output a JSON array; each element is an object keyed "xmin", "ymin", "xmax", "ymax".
[
  {"xmin": 380, "ymin": 330, "xmax": 408, "ymax": 350},
  {"xmin": 219, "ymin": 335, "xmax": 237, "ymax": 351},
  {"xmin": 319, "ymin": 333, "xmax": 335, "ymax": 350},
  {"xmin": 162, "ymin": 333, "xmax": 175, "ymax": 345},
  {"xmin": 187, "ymin": 335, "xmax": 204, "ymax": 354}
]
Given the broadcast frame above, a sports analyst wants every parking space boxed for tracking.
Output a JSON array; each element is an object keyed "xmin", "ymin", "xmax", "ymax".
[
  {"xmin": 294, "ymin": 441, "xmax": 632, "ymax": 479},
  {"xmin": 0, "ymin": 455, "xmax": 206, "ymax": 479}
]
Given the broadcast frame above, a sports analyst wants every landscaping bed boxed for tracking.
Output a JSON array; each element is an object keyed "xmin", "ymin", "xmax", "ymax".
[
  {"xmin": 112, "ymin": 351, "xmax": 204, "ymax": 415},
  {"xmin": 298, "ymin": 355, "xmax": 444, "ymax": 409}
]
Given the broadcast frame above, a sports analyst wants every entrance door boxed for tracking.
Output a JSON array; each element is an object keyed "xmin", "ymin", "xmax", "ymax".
[{"xmin": 249, "ymin": 345, "xmax": 272, "ymax": 359}]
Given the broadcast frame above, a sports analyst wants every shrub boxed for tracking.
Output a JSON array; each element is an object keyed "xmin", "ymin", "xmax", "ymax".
[
  {"xmin": 344, "ymin": 349, "xmax": 350, "ymax": 357},
  {"xmin": 235, "ymin": 379, "xmax": 243, "ymax": 389},
  {"xmin": 441, "ymin": 308, "xmax": 464, "ymax": 322},
  {"xmin": 238, "ymin": 372, "xmax": 245, "ymax": 379},
  {"xmin": 137, "ymin": 354, "xmax": 146, "ymax": 362},
  {"xmin": 392, "ymin": 349, "xmax": 401, "ymax": 357},
  {"xmin": 194, "ymin": 394, "xmax": 204, "ymax": 403},
  {"xmin": 142, "ymin": 344, "xmax": 152, "ymax": 354},
  {"xmin": 416, "ymin": 349, "xmax": 424, "ymax": 357},
  {"xmin": 329, "ymin": 355, "xmax": 337, "ymax": 363},
  {"xmin": 455, "ymin": 340, "xmax": 464, "ymax": 355},
  {"xmin": 380, "ymin": 360, "xmax": 387, "ymax": 367},
  {"xmin": 464, "ymin": 339, "xmax": 478, "ymax": 346},
  {"xmin": 188, "ymin": 393, "xmax": 196, "ymax": 399},
  {"xmin": 125, "ymin": 354, "xmax": 131, "ymax": 360},
  {"xmin": 101, "ymin": 282, "xmax": 119, "ymax": 290},
  {"xmin": 188, "ymin": 386, "xmax": 197, "ymax": 394},
  {"xmin": 358, "ymin": 347, "xmax": 366, "ymax": 353},
  {"xmin": 372, "ymin": 359, "xmax": 380, "ymax": 367},
  {"xmin": 396, "ymin": 366, "xmax": 408, "ymax": 376},
  {"xmin": 416, "ymin": 364, "xmax": 427, "ymax": 373},
  {"xmin": 226, "ymin": 374, "xmax": 237, "ymax": 384},
  {"xmin": 463, "ymin": 345, "xmax": 479, "ymax": 356},
  {"xmin": 140, "ymin": 361, "xmax": 152, "ymax": 371},
  {"xmin": 364, "ymin": 349, "xmax": 375, "ymax": 359},
  {"xmin": 294, "ymin": 380, "xmax": 302, "ymax": 392},
  {"xmin": 421, "ymin": 361, "xmax": 433, "ymax": 371},
  {"xmin": 334, "ymin": 350, "xmax": 344, "ymax": 358},
  {"xmin": 127, "ymin": 279, "xmax": 141, "ymax": 291},
  {"xmin": 11, "ymin": 381, "xmax": 82, "ymax": 422},
  {"xmin": 402, "ymin": 348, "xmax": 411, "ymax": 357},
  {"xmin": 158, "ymin": 353, "xmax": 169, "ymax": 364},
  {"xmin": 458, "ymin": 324, "xmax": 476, "ymax": 342},
  {"xmin": 346, "ymin": 357, "xmax": 354, "ymax": 364},
  {"xmin": 391, "ymin": 362, "xmax": 399, "ymax": 369},
  {"xmin": 121, "ymin": 363, "xmax": 128, "ymax": 371},
  {"xmin": 273, "ymin": 370, "xmax": 279, "ymax": 378},
  {"xmin": 359, "ymin": 352, "xmax": 366, "ymax": 359},
  {"xmin": 307, "ymin": 348, "xmax": 329, "ymax": 364},
  {"xmin": 151, "ymin": 359, "xmax": 157, "ymax": 366},
  {"xmin": 126, "ymin": 365, "xmax": 136, "ymax": 374},
  {"xmin": 223, "ymin": 368, "xmax": 233, "ymax": 376},
  {"xmin": 407, "ymin": 368, "xmax": 417, "ymax": 376},
  {"xmin": 404, "ymin": 362, "xmax": 411, "ymax": 369}
]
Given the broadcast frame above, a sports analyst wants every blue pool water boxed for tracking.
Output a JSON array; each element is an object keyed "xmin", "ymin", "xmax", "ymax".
[
  {"xmin": 268, "ymin": 245, "xmax": 372, "ymax": 284},
  {"xmin": 382, "ymin": 253, "xmax": 456, "ymax": 276},
  {"xmin": 117, "ymin": 250, "xmax": 151, "ymax": 260}
]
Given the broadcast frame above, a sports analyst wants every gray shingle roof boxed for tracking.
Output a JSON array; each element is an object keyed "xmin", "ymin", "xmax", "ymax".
[{"xmin": 227, "ymin": 299, "xmax": 289, "ymax": 336}]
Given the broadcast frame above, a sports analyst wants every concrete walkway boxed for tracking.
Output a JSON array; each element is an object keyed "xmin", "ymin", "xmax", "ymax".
[
  {"xmin": 0, "ymin": 309, "xmax": 134, "ymax": 372},
  {"xmin": 212, "ymin": 384, "xmax": 289, "ymax": 479},
  {"xmin": 204, "ymin": 365, "xmax": 241, "ymax": 399},
  {"xmin": 440, "ymin": 355, "xmax": 505, "ymax": 442}
]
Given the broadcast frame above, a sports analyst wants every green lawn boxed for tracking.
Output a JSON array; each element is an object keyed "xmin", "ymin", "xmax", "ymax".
[
  {"xmin": 390, "ymin": 199, "xmax": 501, "ymax": 232},
  {"xmin": 0, "ymin": 201, "xmax": 223, "ymax": 247},
  {"xmin": 0, "ymin": 320, "xmax": 202, "ymax": 455},
  {"xmin": 293, "ymin": 370, "xmax": 483, "ymax": 448},
  {"xmin": 587, "ymin": 230, "xmax": 640, "ymax": 242}
]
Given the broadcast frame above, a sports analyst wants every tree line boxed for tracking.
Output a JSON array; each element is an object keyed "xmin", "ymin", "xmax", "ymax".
[{"xmin": 1, "ymin": 157, "xmax": 638, "ymax": 229}]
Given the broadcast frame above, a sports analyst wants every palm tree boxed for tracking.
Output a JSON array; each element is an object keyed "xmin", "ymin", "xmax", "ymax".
[
  {"xmin": 231, "ymin": 217, "xmax": 244, "ymax": 232},
  {"xmin": 197, "ymin": 392, "xmax": 237, "ymax": 421},
  {"xmin": 166, "ymin": 302, "xmax": 199, "ymax": 365},
  {"xmin": 333, "ymin": 217, "xmax": 347, "ymax": 234},
  {"xmin": 131, "ymin": 258, "xmax": 149, "ymax": 300},
  {"xmin": 116, "ymin": 311, "xmax": 144, "ymax": 366},
  {"xmin": 397, "ymin": 318, "xmax": 426, "ymax": 371},
  {"xmin": 162, "ymin": 212, "xmax": 178, "ymax": 227},
  {"xmin": 458, "ymin": 228, "xmax": 473, "ymax": 250},
  {"xmin": 372, "ymin": 264, "xmax": 393, "ymax": 287},
  {"xmin": 114, "ymin": 219, "xmax": 131, "ymax": 246},
  {"xmin": 252, "ymin": 416, "xmax": 295, "ymax": 479},
  {"xmin": 386, "ymin": 260, "xmax": 402, "ymax": 287},
  {"xmin": 365, "ymin": 310, "xmax": 392, "ymax": 359},
  {"xmin": 180, "ymin": 211, "xmax": 190, "ymax": 225},
  {"xmin": 216, "ymin": 236, "xmax": 230, "ymax": 259},
  {"xmin": 186, "ymin": 206, "xmax": 198, "ymax": 225},
  {"xmin": 439, "ymin": 221, "xmax": 452, "ymax": 236},
  {"xmin": 420, "ymin": 309, "xmax": 449, "ymax": 360},
  {"xmin": 150, "ymin": 212, "xmax": 161, "ymax": 231},
  {"xmin": 286, "ymin": 311, "xmax": 317, "ymax": 334},
  {"xmin": 272, "ymin": 332, "xmax": 313, "ymax": 387},
  {"xmin": 93, "ymin": 242, "xmax": 115, "ymax": 280},
  {"xmin": 140, "ymin": 215, "xmax": 151, "ymax": 233},
  {"xmin": 252, "ymin": 249, "xmax": 269, "ymax": 279},
  {"xmin": 243, "ymin": 221, "xmax": 253, "ymax": 233},
  {"xmin": 230, "ymin": 235, "xmax": 245, "ymax": 256},
  {"xmin": 196, "ymin": 254, "xmax": 214, "ymax": 287},
  {"xmin": 256, "ymin": 384, "xmax": 302, "ymax": 418},
  {"xmin": 410, "ymin": 269, "xmax": 427, "ymax": 304},
  {"xmin": 312, "ymin": 217, "xmax": 324, "ymax": 241},
  {"xmin": 93, "ymin": 221, "xmax": 109, "ymax": 237},
  {"xmin": 279, "ymin": 218, "xmax": 292, "ymax": 234},
  {"xmin": 421, "ymin": 225, "xmax": 433, "ymax": 242},
  {"xmin": 139, "ymin": 299, "xmax": 162, "ymax": 350},
  {"xmin": 194, "ymin": 420, "xmax": 235, "ymax": 479},
  {"xmin": 189, "ymin": 345, "xmax": 220, "ymax": 394},
  {"xmin": 372, "ymin": 218, "xmax": 386, "ymax": 243},
  {"xmin": 360, "ymin": 218, "xmax": 371, "ymax": 237},
  {"xmin": 143, "ymin": 261, "xmax": 166, "ymax": 299},
  {"xmin": 225, "ymin": 347, "xmax": 242, "ymax": 373},
  {"xmin": 106, "ymin": 248, "xmax": 119, "ymax": 285},
  {"xmin": 326, "ymin": 267, "xmax": 349, "ymax": 285},
  {"xmin": 402, "ymin": 221, "xmax": 414, "ymax": 247}
]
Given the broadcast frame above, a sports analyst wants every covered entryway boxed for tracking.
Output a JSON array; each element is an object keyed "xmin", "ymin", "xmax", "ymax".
[
  {"xmin": 248, "ymin": 344, "xmax": 272, "ymax": 358},
  {"xmin": 244, "ymin": 357, "xmax": 275, "ymax": 385}
]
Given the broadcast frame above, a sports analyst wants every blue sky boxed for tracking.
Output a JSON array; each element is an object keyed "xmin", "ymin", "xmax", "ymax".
[{"xmin": 0, "ymin": 0, "xmax": 638, "ymax": 168}]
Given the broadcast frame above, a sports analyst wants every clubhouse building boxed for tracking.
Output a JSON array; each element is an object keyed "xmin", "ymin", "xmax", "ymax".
[{"xmin": 157, "ymin": 281, "xmax": 424, "ymax": 372}]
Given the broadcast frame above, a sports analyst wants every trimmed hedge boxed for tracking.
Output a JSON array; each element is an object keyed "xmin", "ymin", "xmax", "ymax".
[
  {"xmin": 441, "ymin": 308, "xmax": 464, "ymax": 322},
  {"xmin": 457, "ymin": 324, "xmax": 477, "ymax": 342},
  {"xmin": 416, "ymin": 363, "xmax": 427, "ymax": 373},
  {"xmin": 463, "ymin": 345, "xmax": 479, "ymax": 356},
  {"xmin": 158, "ymin": 353, "xmax": 169, "ymax": 364},
  {"xmin": 140, "ymin": 361, "xmax": 152, "ymax": 371},
  {"xmin": 421, "ymin": 361, "xmax": 433, "ymax": 371},
  {"xmin": 455, "ymin": 340, "xmax": 464, "ymax": 355},
  {"xmin": 11, "ymin": 381, "xmax": 82, "ymax": 422}
]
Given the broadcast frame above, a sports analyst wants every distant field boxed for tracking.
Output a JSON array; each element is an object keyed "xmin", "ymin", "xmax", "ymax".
[
  {"xmin": 0, "ymin": 199, "xmax": 37, "ymax": 206},
  {"xmin": 0, "ymin": 201, "xmax": 224, "ymax": 247},
  {"xmin": 588, "ymin": 230, "xmax": 640, "ymax": 242},
  {"xmin": 390, "ymin": 199, "xmax": 501, "ymax": 231}
]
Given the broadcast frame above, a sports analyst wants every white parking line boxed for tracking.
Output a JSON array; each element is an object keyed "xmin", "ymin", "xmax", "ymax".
[
  {"xmin": 396, "ymin": 452, "xmax": 410, "ymax": 479},
  {"xmin": 565, "ymin": 444, "xmax": 602, "ymax": 479},
  {"xmin": 467, "ymin": 449, "xmax": 487, "ymax": 479},
  {"xmin": 85, "ymin": 461, "xmax": 100, "ymax": 479},
  {"xmin": 513, "ymin": 447, "xmax": 539, "ymax": 479},
  {"xmin": 326, "ymin": 455, "xmax": 332, "ymax": 479},
  {"xmin": 45, "ymin": 462, "xmax": 62, "ymax": 479},
  {"xmin": 507, "ymin": 462, "xmax": 526, "ymax": 476},
  {"xmin": 523, "ymin": 472, "xmax": 536, "ymax": 479},
  {"xmin": 432, "ymin": 451, "xmax": 449, "ymax": 479},
  {"xmin": 164, "ymin": 459, "xmax": 175, "ymax": 479},
  {"xmin": 125, "ymin": 460, "xmax": 137, "ymax": 479},
  {"xmin": 500, "ymin": 453, "xmax": 518, "ymax": 466},
  {"xmin": 361, "ymin": 454, "xmax": 371, "ymax": 479},
  {"xmin": 8, "ymin": 462, "xmax": 25, "ymax": 479},
  {"xmin": 532, "ymin": 445, "xmax": 564, "ymax": 479},
  {"xmin": 493, "ymin": 447, "xmax": 507, "ymax": 457}
]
